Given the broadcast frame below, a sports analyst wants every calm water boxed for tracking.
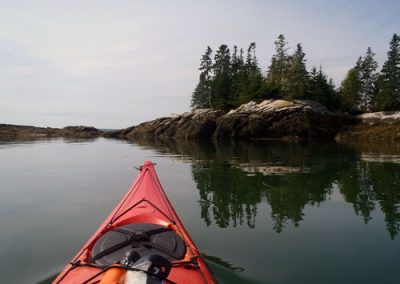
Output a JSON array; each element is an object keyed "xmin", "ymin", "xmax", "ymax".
[{"xmin": 1, "ymin": 138, "xmax": 400, "ymax": 284}]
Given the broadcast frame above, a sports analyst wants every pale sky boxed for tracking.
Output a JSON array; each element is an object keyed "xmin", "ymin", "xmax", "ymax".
[{"xmin": 1, "ymin": 0, "xmax": 399, "ymax": 128}]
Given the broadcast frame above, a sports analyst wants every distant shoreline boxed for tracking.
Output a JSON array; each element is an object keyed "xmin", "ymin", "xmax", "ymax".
[{"xmin": 0, "ymin": 124, "xmax": 102, "ymax": 139}]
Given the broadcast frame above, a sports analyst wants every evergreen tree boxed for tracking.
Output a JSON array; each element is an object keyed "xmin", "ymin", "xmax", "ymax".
[
  {"xmin": 231, "ymin": 45, "xmax": 241, "ymax": 77},
  {"xmin": 267, "ymin": 34, "xmax": 289, "ymax": 88},
  {"xmin": 376, "ymin": 34, "xmax": 400, "ymax": 110},
  {"xmin": 339, "ymin": 67, "xmax": 361, "ymax": 113},
  {"xmin": 358, "ymin": 47, "xmax": 379, "ymax": 112},
  {"xmin": 285, "ymin": 43, "xmax": 309, "ymax": 99},
  {"xmin": 309, "ymin": 66, "xmax": 338, "ymax": 109},
  {"xmin": 191, "ymin": 46, "xmax": 213, "ymax": 109},
  {"xmin": 339, "ymin": 50, "xmax": 378, "ymax": 113},
  {"xmin": 243, "ymin": 43, "xmax": 264, "ymax": 103},
  {"xmin": 211, "ymin": 44, "xmax": 232, "ymax": 110},
  {"xmin": 246, "ymin": 42, "xmax": 257, "ymax": 68},
  {"xmin": 247, "ymin": 67, "xmax": 264, "ymax": 102},
  {"xmin": 231, "ymin": 48, "xmax": 247, "ymax": 107},
  {"xmin": 192, "ymin": 36, "xmax": 396, "ymax": 112}
]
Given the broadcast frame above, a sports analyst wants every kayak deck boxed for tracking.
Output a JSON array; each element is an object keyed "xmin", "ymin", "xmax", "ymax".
[{"xmin": 54, "ymin": 161, "xmax": 216, "ymax": 284}]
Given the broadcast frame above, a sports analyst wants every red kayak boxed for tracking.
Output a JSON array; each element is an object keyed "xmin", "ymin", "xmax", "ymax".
[{"xmin": 54, "ymin": 161, "xmax": 217, "ymax": 284}]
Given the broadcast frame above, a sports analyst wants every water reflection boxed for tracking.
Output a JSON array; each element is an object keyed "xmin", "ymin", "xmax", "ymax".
[
  {"xmin": 190, "ymin": 141, "xmax": 349, "ymax": 233},
  {"xmin": 202, "ymin": 253, "xmax": 245, "ymax": 273},
  {"xmin": 0, "ymin": 137, "xmax": 99, "ymax": 149},
  {"xmin": 338, "ymin": 162, "xmax": 400, "ymax": 239},
  {"xmin": 130, "ymin": 138, "xmax": 400, "ymax": 238}
]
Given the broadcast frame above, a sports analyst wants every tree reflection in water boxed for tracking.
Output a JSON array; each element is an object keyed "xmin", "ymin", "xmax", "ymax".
[
  {"xmin": 191, "ymin": 141, "xmax": 347, "ymax": 233},
  {"xmin": 132, "ymin": 137, "xmax": 400, "ymax": 238},
  {"xmin": 338, "ymin": 161, "xmax": 400, "ymax": 239}
]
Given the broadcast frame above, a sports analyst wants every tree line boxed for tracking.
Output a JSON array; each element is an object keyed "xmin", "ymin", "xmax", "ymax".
[{"xmin": 191, "ymin": 34, "xmax": 400, "ymax": 113}]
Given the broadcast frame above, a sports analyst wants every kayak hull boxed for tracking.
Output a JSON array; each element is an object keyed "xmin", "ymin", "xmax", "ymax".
[{"xmin": 54, "ymin": 161, "xmax": 216, "ymax": 284}]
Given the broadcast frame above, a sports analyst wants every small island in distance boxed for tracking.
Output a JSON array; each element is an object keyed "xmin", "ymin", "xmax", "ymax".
[{"xmin": 2, "ymin": 34, "xmax": 399, "ymax": 142}]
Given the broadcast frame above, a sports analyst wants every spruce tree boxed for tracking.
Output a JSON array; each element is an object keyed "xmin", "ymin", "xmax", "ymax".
[
  {"xmin": 309, "ymin": 66, "xmax": 338, "ymax": 109},
  {"xmin": 267, "ymin": 34, "xmax": 289, "ymax": 88},
  {"xmin": 231, "ymin": 45, "xmax": 241, "ymax": 78},
  {"xmin": 376, "ymin": 34, "xmax": 400, "ymax": 110},
  {"xmin": 246, "ymin": 43, "xmax": 264, "ymax": 101},
  {"xmin": 246, "ymin": 42, "xmax": 257, "ymax": 68},
  {"xmin": 358, "ymin": 47, "xmax": 379, "ymax": 112},
  {"xmin": 339, "ymin": 50, "xmax": 378, "ymax": 113},
  {"xmin": 211, "ymin": 44, "xmax": 232, "ymax": 110},
  {"xmin": 191, "ymin": 46, "xmax": 213, "ymax": 109},
  {"xmin": 231, "ymin": 48, "xmax": 247, "ymax": 107},
  {"xmin": 285, "ymin": 43, "xmax": 309, "ymax": 99}
]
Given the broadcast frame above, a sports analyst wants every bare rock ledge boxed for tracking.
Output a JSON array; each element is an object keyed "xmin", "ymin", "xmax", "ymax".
[{"xmin": 107, "ymin": 99, "xmax": 352, "ymax": 141}]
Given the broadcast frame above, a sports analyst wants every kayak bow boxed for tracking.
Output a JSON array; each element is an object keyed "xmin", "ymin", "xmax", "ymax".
[{"xmin": 54, "ymin": 161, "xmax": 217, "ymax": 284}]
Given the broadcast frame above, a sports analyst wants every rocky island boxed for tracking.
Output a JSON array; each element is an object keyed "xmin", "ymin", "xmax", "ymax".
[
  {"xmin": 104, "ymin": 99, "xmax": 399, "ymax": 142},
  {"xmin": 106, "ymin": 99, "xmax": 349, "ymax": 140},
  {"xmin": 3, "ymin": 34, "xmax": 399, "ymax": 144}
]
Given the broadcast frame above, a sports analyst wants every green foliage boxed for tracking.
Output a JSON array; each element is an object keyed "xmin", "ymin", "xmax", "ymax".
[
  {"xmin": 211, "ymin": 45, "xmax": 232, "ymax": 110},
  {"xmin": 309, "ymin": 66, "xmax": 339, "ymax": 109},
  {"xmin": 266, "ymin": 34, "xmax": 290, "ymax": 87},
  {"xmin": 191, "ymin": 46, "xmax": 213, "ymax": 109},
  {"xmin": 230, "ymin": 43, "xmax": 267, "ymax": 107},
  {"xmin": 284, "ymin": 44, "xmax": 309, "ymax": 99},
  {"xmin": 358, "ymin": 47, "xmax": 379, "ymax": 111},
  {"xmin": 230, "ymin": 47, "xmax": 247, "ymax": 106},
  {"xmin": 339, "ymin": 48, "xmax": 379, "ymax": 113},
  {"xmin": 241, "ymin": 43, "xmax": 264, "ymax": 103},
  {"xmin": 376, "ymin": 33, "xmax": 400, "ymax": 110},
  {"xmin": 230, "ymin": 45, "xmax": 242, "ymax": 79},
  {"xmin": 192, "ymin": 34, "xmax": 400, "ymax": 113},
  {"xmin": 339, "ymin": 67, "xmax": 361, "ymax": 113}
]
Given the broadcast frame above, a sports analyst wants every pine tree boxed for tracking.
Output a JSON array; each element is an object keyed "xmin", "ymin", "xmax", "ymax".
[
  {"xmin": 376, "ymin": 34, "xmax": 400, "ymax": 110},
  {"xmin": 247, "ymin": 69, "xmax": 264, "ymax": 102},
  {"xmin": 339, "ymin": 67, "xmax": 361, "ymax": 113},
  {"xmin": 358, "ymin": 47, "xmax": 379, "ymax": 112},
  {"xmin": 231, "ymin": 46, "xmax": 240, "ymax": 77},
  {"xmin": 246, "ymin": 42, "xmax": 257, "ymax": 68},
  {"xmin": 285, "ymin": 43, "xmax": 309, "ymax": 99},
  {"xmin": 309, "ymin": 66, "xmax": 338, "ymax": 109},
  {"xmin": 211, "ymin": 44, "xmax": 232, "ymax": 110},
  {"xmin": 267, "ymin": 34, "xmax": 289, "ymax": 88},
  {"xmin": 231, "ymin": 48, "xmax": 247, "ymax": 107},
  {"xmin": 243, "ymin": 43, "xmax": 264, "ymax": 103},
  {"xmin": 191, "ymin": 46, "xmax": 213, "ymax": 109}
]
